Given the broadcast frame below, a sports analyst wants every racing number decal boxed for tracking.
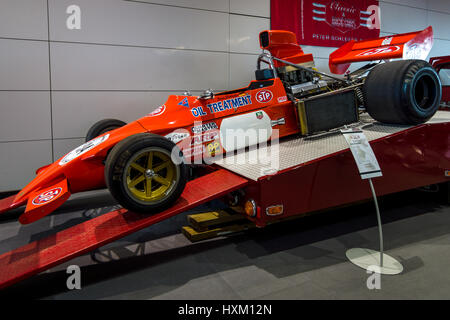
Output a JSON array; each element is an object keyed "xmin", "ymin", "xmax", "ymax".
[
  {"xmin": 32, "ymin": 188, "xmax": 63, "ymax": 206},
  {"xmin": 256, "ymin": 90, "xmax": 273, "ymax": 103}
]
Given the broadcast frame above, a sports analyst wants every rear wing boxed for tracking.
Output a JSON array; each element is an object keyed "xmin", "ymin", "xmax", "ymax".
[{"xmin": 329, "ymin": 26, "xmax": 433, "ymax": 74}]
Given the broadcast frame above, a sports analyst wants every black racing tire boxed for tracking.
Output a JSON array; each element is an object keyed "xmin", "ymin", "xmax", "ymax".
[
  {"xmin": 105, "ymin": 133, "xmax": 188, "ymax": 214},
  {"xmin": 86, "ymin": 119, "xmax": 127, "ymax": 142},
  {"xmin": 363, "ymin": 59, "xmax": 442, "ymax": 124}
]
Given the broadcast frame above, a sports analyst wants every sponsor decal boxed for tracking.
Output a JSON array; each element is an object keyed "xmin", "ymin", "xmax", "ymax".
[
  {"xmin": 147, "ymin": 105, "xmax": 166, "ymax": 117},
  {"xmin": 206, "ymin": 141, "xmax": 221, "ymax": 155},
  {"xmin": 256, "ymin": 90, "xmax": 273, "ymax": 103},
  {"xmin": 205, "ymin": 95, "xmax": 252, "ymax": 114},
  {"xmin": 277, "ymin": 96, "xmax": 288, "ymax": 103},
  {"xmin": 59, "ymin": 134, "xmax": 110, "ymax": 165},
  {"xmin": 191, "ymin": 131, "xmax": 219, "ymax": 145},
  {"xmin": 32, "ymin": 187, "xmax": 63, "ymax": 206},
  {"xmin": 165, "ymin": 131, "xmax": 190, "ymax": 144},
  {"xmin": 357, "ymin": 46, "xmax": 400, "ymax": 56},
  {"xmin": 191, "ymin": 122, "xmax": 218, "ymax": 134},
  {"xmin": 191, "ymin": 106, "xmax": 207, "ymax": 117},
  {"xmin": 178, "ymin": 97, "xmax": 190, "ymax": 108},
  {"xmin": 256, "ymin": 111, "xmax": 264, "ymax": 120},
  {"xmin": 183, "ymin": 144, "xmax": 205, "ymax": 157}
]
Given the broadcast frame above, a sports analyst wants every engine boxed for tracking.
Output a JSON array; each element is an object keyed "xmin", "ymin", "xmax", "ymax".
[{"xmin": 277, "ymin": 65, "xmax": 328, "ymax": 99}]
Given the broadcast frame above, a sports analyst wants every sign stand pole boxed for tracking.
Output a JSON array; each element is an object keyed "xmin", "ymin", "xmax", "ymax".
[
  {"xmin": 341, "ymin": 128, "xmax": 402, "ymax": 275},
  {"xmin": 369, "ymin": 178, "xmax": 383, "ymax": 267}
]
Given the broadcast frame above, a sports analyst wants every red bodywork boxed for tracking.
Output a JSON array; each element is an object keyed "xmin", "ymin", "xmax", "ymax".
[
  {"xmin": 430, "ymin": 55, "xmax": 450, "ymax": 106},
  {"xmin": 0, "ymin": 26, "xmax": 437, "ymax": 224}
]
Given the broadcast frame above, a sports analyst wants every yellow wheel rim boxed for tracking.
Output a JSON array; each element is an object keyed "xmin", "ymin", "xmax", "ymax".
[{"xmin": 125, "ymin": 148, "xmax": 177, "ymax": 203}]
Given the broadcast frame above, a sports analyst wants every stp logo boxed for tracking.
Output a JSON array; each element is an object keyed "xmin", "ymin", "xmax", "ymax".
[
  {"xmin": 32, "ymin": 187, "xmax": 62, "ymax": 206},
  {"xmin": 256, "ymin": 90, "xmax": 273, "ymax": 103},
  {"xmin": 357, "ymin": 46, "xmax": 400, "ymax": 57}
]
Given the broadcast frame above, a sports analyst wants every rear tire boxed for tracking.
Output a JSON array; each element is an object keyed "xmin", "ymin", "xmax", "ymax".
[
  {"xmin": 86, "ymin": 119, "xmax": 126, "ymax": 142},
  {"xmin": 105, "ymin": 133, "xmax": 187, "ymax": 213},
  {"xmin": 363, "ymin": 60, "xmax": 442, "ymax": 124}
]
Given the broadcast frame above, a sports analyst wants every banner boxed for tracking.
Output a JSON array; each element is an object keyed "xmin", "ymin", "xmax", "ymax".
[{"xmin": 271, "ymin": 0, "xmax": 380, "ymax": 47}]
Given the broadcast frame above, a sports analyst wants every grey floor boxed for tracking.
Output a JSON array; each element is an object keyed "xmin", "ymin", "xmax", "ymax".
[{"xmin": 0, "ymin": 184, "xmax": 449, "ymax": 300}]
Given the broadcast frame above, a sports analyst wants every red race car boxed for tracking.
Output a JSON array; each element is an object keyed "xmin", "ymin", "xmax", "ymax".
[{"xmin": 0, "ymin": 26, "xmax": 442, "ymax": 224}]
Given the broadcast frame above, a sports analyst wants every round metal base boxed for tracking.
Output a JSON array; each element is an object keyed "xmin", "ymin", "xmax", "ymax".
[{"xmin": 346, "ymin": 248, "xmax": 403, "ymax": 275}]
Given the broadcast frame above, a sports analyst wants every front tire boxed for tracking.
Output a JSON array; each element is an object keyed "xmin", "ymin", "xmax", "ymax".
[
  {"xmin": 363, "ymin": 59, "xmax": 442, "ymax": 124},
  {"xmin": 105, "ymin": 133, "xmax": 187, "ymax": 213},
  {"xmin": 86, "ymin": 119, "xmax": 126, "ymax": 142}
]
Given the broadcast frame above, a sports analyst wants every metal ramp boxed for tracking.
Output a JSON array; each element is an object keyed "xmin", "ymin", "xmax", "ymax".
[
  {"xmin": 0, "ymin": 169, "xmax": 248, "ymax": 290},
  {"xmin": 214, "ymin": 111, "xmax": 450, "ymax": 181}
]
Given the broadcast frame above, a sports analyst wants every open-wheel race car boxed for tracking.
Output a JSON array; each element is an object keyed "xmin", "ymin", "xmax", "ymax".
[{"xmin": 0, "ymin": 26, "xmax": 442, "ymax": 225}]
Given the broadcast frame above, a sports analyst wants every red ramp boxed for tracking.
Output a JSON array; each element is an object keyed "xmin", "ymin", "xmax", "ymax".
[{"xmin": 0, "ymin": 169, "xmax": 248, "ymax": 290}]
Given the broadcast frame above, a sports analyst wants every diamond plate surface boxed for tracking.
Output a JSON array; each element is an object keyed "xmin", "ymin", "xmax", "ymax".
[{"xmin": 215, "ymin": 111, "xmax": 450, "ymax": 181}]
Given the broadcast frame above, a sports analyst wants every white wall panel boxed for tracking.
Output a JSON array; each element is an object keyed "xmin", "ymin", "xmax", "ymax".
[
  {"xmin": 427, "ymin": 0, "xmax": 450, "ymax": 14},
  {"xmin": 230, "ymin": 14, "xmax": 270, "ymax": 54},
  {"xmin": 0, "ymin": 92, "xmax": 51, "ymax": 142},
  {"xmin": 230, "ymin": 0, "xmax": 270, "ymax": 17},
  {"xmin": 127, "ymin": 0, "xmax": 229, "ymax": 12},
  {"xmin": 428, "ymin": 11, "xmax": 450, "ymax": 40},
  {"xmin": 313, "ymin": 58, "xmax": 331, "ymax": 74},
  {"xmin": 380, "ymin": 2, "xmax": 427, "ymax": 34},
  {"xmin": 428, "ymin": 39, "xmax": 450, "ymax": 60},
  {"xmin": 380, "ymin": 0, "xmax": 427, "ymax": 9},
  {"xmin": 301, "ymin": 45, "xmax": 336, "ymax": 59},
  {"xmin": 0, "ymin": 140, "xmax": 52, "ymax": 190},
  {"xmin": 229, "ymin": 53, "xmax": 257, "ymax": 88},
  {"xmin": 0, "ymin": 39, "xmax": 49, "ymax": 90},
  {"xmin": 50, "ymin": 43, "xmax": 228, "ymax": 91},
  {"xmin": 0, "ymin": 0, "xmax": 48, "ymax": 40},
  {"xmin": 52, "ymin": 91, "xmax": 174, "ymax": 139},
  {"xmin": 49, "ymin": 0, "xmax": 229, "ymax": 51}
]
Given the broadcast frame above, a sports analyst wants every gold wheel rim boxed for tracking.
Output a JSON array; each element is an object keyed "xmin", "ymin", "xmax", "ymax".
[{"xmin": 125, "ymin": 149, "xmax": 177, "ymax": 203}]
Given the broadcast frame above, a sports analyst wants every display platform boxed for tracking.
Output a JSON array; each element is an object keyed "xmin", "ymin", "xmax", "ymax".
[{"xmin": 215, "ymin": 111, "xmax": 450, "ymax": 181}]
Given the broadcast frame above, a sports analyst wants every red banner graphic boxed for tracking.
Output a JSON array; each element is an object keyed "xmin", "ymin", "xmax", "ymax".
[{"xmin": 271, "ymin": 0, "xmax": 380, "ymax": 47}]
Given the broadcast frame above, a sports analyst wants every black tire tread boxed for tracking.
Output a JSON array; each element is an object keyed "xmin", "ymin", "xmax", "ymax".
[
  {"xmin": 105, "ymin": 133, "xmax": 187, "ymax": 214},
  {"xmin": 363, "ymin": 59, "xmax": 441, "ymax": 125},
  {"xmin": 86, "ymin": 119, "xmax": 127, "ymax": 142}
]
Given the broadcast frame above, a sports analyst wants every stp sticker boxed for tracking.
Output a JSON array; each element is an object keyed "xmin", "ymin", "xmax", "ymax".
[
  {"xmin": 147, "ymin": 105, "xmax": 166, "ymax": 117},
  {"xmin": 256, "ymin": 90, "xmax": 273, "ymax": 103},
  {"xmin": 357, "ymin": 46, "xmax": 400, "ymax": 57},
  {"xmin": 32, "ymin": 187, "xmax": 62, "ymax": 206},
  {"xmin": 59, "ymin": 134, "xmax": 110, "ymax": 165}
]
